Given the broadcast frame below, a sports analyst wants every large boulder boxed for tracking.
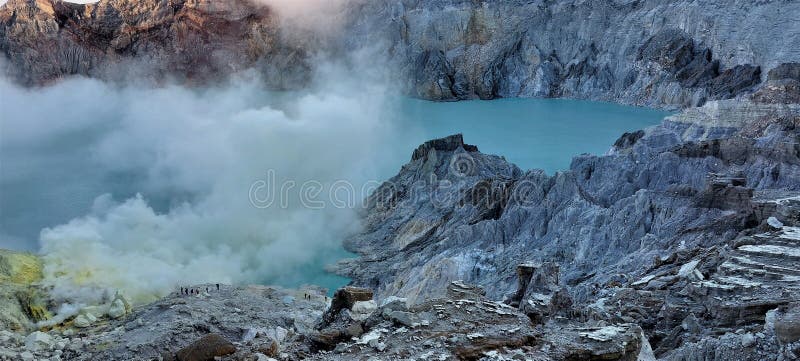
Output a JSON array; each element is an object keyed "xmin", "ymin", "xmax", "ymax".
[
  {"xmin": 313, "ymin": 287, "xmax": 375, "ymax": 350},
  {"xmin": 107, "ymin": 298, "xmax": 127, "ymax": 319},
  {"xmin": 24, "ymin": 331, "xmax": 53, "ymax": 351},
  {"xmin": 510, "ymin": 262, "xmax": 560, "ymax": 306},
  {"xmin": 773, "ymin": 303, "xmax": 800, "ymax": 344},
  {"xmin": 350, "ymin": 300, "xmax": 377, "ymax": 321},
  {"xmin": 73, "ymin": 313, "xmax": 97, "ymax": 328},
  {"xmin": 319, "ymin": 287, "xmax": 373, "ymax": 327},
  {"xmin": 107, "ymin": 292, "xmax": 131, "ymax": 319},
  {"xmin": 175, "ymin": 334, "xmax": 237, "ymax": 361}
]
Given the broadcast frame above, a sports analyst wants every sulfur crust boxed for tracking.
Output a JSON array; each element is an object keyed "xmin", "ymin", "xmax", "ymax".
[{"xmin": 0, "ymin": 249, "xmax": 44, "ymax": 285}]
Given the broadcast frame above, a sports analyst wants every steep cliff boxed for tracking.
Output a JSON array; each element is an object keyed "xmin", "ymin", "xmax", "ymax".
[
  {"xmin": 0, "ymin": 0, "xmax": 310, "ymax": 88},
  {"xmin": 334, "ymin": 83, "xmax": 800, "ymax": 357},
  {"xmin": 3, "ymin": 0, "xmax": 800, "ymax": 107},
  {"xmin": 345, "ymin": 0, "xmax": 800, "ymax": 107}
]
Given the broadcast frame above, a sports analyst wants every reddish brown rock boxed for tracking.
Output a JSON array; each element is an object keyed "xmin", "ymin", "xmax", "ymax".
[
  {"xmin": 0, "ymin": 0, "xmax": 310, "ymax": 88},
  {"xmin": 175, "ymin": 333, "xmax": 236, "ymax": 361}
]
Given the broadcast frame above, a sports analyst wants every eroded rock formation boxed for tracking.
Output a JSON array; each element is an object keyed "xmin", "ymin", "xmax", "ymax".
[
  {"xmin": 346, "ymin": 0, "xmax": 800, "ymax": 107},
  {"xmin": 3, "ymin": 0, "xmax": 800, "ymax": 107},
  {"xmin": 0, "ymin": 0, "xmax": 310, "ymax": 88},
  {"xmin": 335, "ymin": 90, "xmax": 800, "ymax": 358}
]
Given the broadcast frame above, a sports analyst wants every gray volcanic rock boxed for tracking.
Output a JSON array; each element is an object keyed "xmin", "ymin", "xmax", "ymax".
[
  {"xmin": 333, "ymin": 95, "xmax": 800, "ymax": 357},
  {"xmin": 2, "ymin": 98, "xmax": 798, "ymax": 360},
  {"xmin": 175, "ymin": 333, "xmax": 236, "ymax": 361},
  {"xmin": 56, "ymin": 284, "xmax": 329, "ymax": 360},
  {"xmin": 344, "ymin": 0, "xmax": 800, "ymax": 107},
  {"xmin": 773, "ymin": 303, "xmax": 800, "ymax": 345},
  {"xmin": 319, "ymin": 286, "xmax": 373, "ymax": 328},
  {"xmin": 0, "ymin": 282, "xmax": 661, "ymax": 361},
  {"xmin": 3, "ymin": 0, "xmax": 800, "ymax": 107},
  {"xmin": 768, "ymin": 63, "xmax": 800, "ymax": 82},
  {"xmin": 708, "ymin": 64, "xmax": 762, "ymax": 99}
]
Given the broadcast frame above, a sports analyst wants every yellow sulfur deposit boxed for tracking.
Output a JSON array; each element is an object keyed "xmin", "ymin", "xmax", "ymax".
[
  {"xmin": 0, "ymin": 249, "xmax": 51, "ymax": 330},
  {"xmin": 16, "ymin": 287, "xmax": 53, "ymax": 322},
  {"xmin": 0, "ymin": 249, "xmax": 44, "ymax": 284}
]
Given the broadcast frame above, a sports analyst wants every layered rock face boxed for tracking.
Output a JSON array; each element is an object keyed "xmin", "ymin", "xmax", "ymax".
[
  {"xmin": 344, "ymin": 0, "xmax": 800, "ymax": 107},
  {"xmin": 3, "ymin": 0, "xmax": 800, "ymax": 107},
  {"xmin": 0, "ymin": 0, "xmax": 310, "ymax": 88},
  {"xmin": 3, "ymin": 1, "xmax": 800, "ymax": 359},
  {"xmin": 334, "ymin": 88, "xmax": 800, "ymax": 358}
]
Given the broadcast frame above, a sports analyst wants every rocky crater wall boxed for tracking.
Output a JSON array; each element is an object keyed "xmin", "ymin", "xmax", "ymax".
[{"xmin": 3, "ymin": 0, "xmax": 800, "ymax": 108}]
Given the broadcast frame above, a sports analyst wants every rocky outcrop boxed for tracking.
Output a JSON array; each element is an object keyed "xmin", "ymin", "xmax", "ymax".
[
  {"xmin": 0, "ymin": 250, "xmax": 47, "ymax": 332},
  {"xmin": 175, "ymin": 333, "xmax": 236, "ymax": 361},
  {"xmin": 333, "ymin": 94, "xmax": 800, "ymax": 358},
  {"xmin": 3, "ymin": 98, "xmax": 799, "ymax": 359},
  {"xmin": 0, "ymin": 282, "xmax": 658, "ymax": 360},
  {"xmin": 0, "ymin": 249, "xmax": 42, "ymax": 285},
  {"xmin": 0, "ymin": 0, "xmax": 310, "ymax": 88},
  {"xmin": 318, "ymin": 286, "xmax": 372, "ymax": 328},
  {"xmin": 773, "ymin": 303, "xmax": 800, "ymax": 345},
  {"xmin": 3, "ymin": 0, "xmax": 800, "ymax": 107},
  {"xmin": 345, "ymin": 0, "xmax": 800, "ymax": 107},
  {"xmin": 0, "ymin": 284, "xmax": 332, "ymax": 360},
  {"xmin": 310, "ymin": 286, "xmax": 375, "ymax": 350}
]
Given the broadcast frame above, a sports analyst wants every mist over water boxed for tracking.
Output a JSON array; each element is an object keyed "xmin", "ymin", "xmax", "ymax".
[
  {"xmin": 0, "ymin": 69, "xmax": 402, "ymax": 305},
  {"xmin": 1, "ymin": 69, "xmax": 668, "ymax": 305},
  {"xmin": 0, "ymin": 0, "xmax": 668, "ymax": 307}
]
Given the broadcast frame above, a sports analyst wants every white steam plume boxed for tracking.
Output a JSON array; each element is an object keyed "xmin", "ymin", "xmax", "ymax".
[
  {"xmin": 0, "ymin": 62, "xmax": 401, "ymax": 306},
  {"xmin": 252, "ymin": 0, "xmax": 358, "ymax": 40}
]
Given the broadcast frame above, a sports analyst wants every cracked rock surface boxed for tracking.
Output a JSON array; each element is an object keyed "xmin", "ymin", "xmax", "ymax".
[{"xmin": 3, "ymin": 0, "xmax": 800, "ymax": 108}]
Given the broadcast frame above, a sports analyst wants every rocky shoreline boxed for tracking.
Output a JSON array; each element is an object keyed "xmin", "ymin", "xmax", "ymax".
[
  {"xmin": 2, "ymin": 0, "xmax": 800, "ymax": 360},
  {"xmin": 2, "ymin": 82, "xmax": 799, "ymax": 359},
  {"xmin": 332, "ymin": 72, "xmax": 800, "ymax": 359}
]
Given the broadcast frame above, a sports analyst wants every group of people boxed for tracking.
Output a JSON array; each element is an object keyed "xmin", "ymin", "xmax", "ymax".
[{"xmin": 180, "ymin": 284, "xmax": 221, "ymax": 296}]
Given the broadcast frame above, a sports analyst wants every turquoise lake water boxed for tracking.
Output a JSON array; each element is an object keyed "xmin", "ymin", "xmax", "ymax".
[
  {"xmin": 272, "ymin": 98, "xmax": 671, "ymax": 293},
  {"xmin": 394, "ymin": 98, "xmax": 671, "ymax": 174},
  {"xmin": 0, "ymin": 97, "xmax": 669, "ymax": 295}
]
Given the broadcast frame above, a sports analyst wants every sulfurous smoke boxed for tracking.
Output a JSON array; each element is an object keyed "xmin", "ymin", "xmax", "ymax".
[
  {"xmin": 0, "ymin": 0, "xmax": 403, "ymax": 316},
  {"xmin": 253, "ymin": 0, "xmax": 356, "ymax": 30},
  {"xmin": 0, "ymin": 57, "xmax": 403, "ymax": 309}
]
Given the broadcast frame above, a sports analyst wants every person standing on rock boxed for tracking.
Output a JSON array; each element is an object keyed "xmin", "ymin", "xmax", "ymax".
[{"xmin": 216, "ymin": 283, "xmax": 220, "ymax": 291}]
